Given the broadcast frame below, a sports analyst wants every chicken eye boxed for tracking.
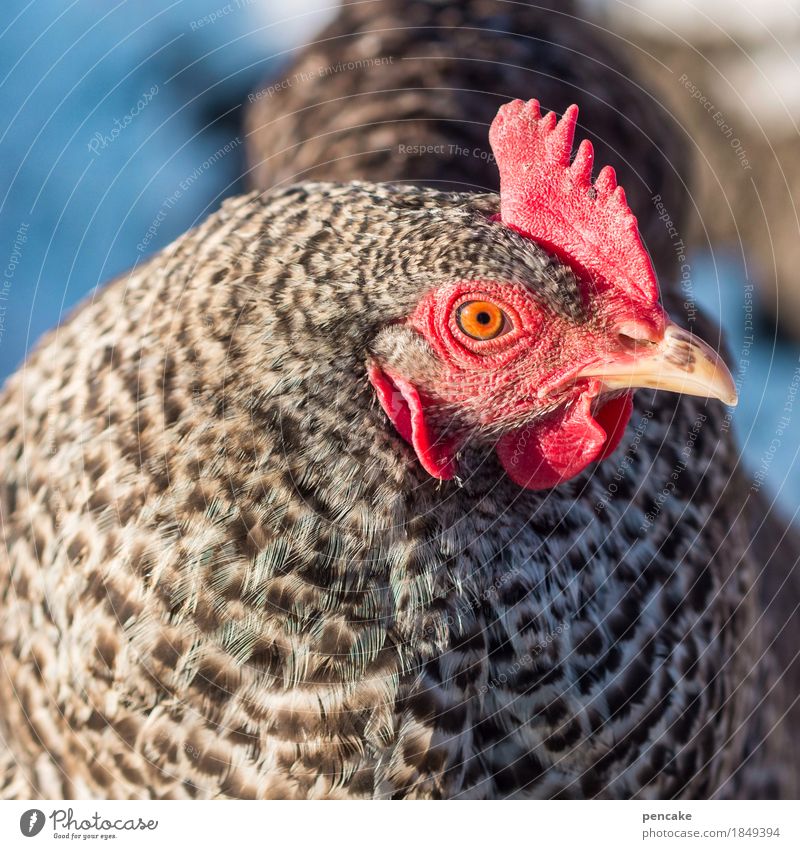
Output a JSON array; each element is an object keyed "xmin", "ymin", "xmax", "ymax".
[{"xmin": 456, "ymin": 300, "xmax": 507, "ymax": 340}]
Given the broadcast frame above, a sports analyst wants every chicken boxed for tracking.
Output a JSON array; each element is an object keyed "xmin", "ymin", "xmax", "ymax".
[{"xmin": 0, "ymin": 0, "xmax": 796, "ymax": 800}]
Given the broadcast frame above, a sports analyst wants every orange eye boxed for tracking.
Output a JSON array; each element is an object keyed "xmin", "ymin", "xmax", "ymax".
[{"xmin": 456, "ymin": 300, "xmax": 507, "ymax": 340}]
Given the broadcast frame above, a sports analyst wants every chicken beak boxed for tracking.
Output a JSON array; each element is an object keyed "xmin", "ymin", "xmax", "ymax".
[{"xmin": 577, "ymin": 321, "xmax": 738, "ymax": 406}]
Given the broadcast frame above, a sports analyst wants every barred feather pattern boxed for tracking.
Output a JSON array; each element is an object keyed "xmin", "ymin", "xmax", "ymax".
[{"xmin": 0, "ymin": 184, "xmax": 788, "ymax": 799}]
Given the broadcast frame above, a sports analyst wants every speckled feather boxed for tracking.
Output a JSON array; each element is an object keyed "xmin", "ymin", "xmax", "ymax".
[{"xmin": 0, "ymin": 0, "xmax": 796, "ymax": 800}]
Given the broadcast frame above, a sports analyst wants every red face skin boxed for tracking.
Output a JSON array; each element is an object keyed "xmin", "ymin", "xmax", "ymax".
[{"xmin": 369, "ymin": 277, "xmax": 668, "ymax": 490}]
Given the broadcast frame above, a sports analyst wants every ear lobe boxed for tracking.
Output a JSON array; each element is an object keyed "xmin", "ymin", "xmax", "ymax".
[{"xmin": 367, "ymin": 363, "xmax": 457, "ymax": 480}]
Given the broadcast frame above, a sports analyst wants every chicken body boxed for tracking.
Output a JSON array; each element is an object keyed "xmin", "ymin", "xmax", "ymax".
[{"xmin": 0, "ymin": 0, "xmax": 796, "ymax": 799}]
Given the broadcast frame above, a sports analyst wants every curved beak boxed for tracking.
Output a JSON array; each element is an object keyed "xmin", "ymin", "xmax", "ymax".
[{"xmin": 577, "ymin": 321, "xmax": 738, "ymax": 406}]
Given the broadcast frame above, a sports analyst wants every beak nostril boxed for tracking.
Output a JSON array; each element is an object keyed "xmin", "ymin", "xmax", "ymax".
[
  {"xmin": 618, "ymin": 332, "xmax": 656, "ymax": 352},
  {"xmin": 616, "ymin": 321, "xmax": 661, "ymax": 352}
]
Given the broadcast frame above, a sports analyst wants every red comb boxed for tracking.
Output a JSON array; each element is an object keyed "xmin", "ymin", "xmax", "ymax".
[{"xmin": 489, "ymin": 99, "xmax": 659, "ymax": 304}]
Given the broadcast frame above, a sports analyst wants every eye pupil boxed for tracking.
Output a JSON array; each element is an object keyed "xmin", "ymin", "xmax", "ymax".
[{"xmin": 455, "ymin": 300, "xmax": 508, "ymax": 341}]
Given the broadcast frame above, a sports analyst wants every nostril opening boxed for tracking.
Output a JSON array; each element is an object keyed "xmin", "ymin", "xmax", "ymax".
[{"xmin": 618, "ymin": 332, "xmax": 656, "ymax": 351}]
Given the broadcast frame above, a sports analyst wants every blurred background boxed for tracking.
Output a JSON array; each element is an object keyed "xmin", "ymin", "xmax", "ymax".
[{"xmin": 0, "ymin": 0, "xmax": 798, "ymax": 515}]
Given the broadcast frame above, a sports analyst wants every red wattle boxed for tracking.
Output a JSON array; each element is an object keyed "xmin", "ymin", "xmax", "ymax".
[
  {"xmin": 495, "ymin": 389, "xmax": 633, "ymax": 490},
  {"xmin": 595, "ymin": 393, "xmax": 634, "ymax": 460},
  {"xmin": 367, "ymin": 364, "xmax": 457, "ymax": 480}
]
